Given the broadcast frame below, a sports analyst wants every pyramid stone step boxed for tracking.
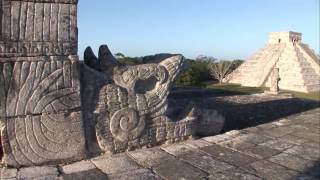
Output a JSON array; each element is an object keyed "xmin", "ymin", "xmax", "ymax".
[{"xmin": 227, "ymin": 31, "xmax": 320, "ymax": 92}]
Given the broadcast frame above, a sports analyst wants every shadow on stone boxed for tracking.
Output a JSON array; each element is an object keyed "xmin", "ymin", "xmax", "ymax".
[
  {"xmin": 218, "ymin": 98, "xmax": 319, "ymax": 132},
  {"xmin": 169, "ymin": 87, "xmax": 320, "ymax": 135},
  {"xmin": 62, "ymin": 169, "xmax": 107, "ymax": 180},
  {"xmin": 294, "ymin": 161, "xmax": 320, "ymax": 179},
  {"xmin": 169, "ymin": 86, "xmax": 251, "ymax": 99},
  {"xmin": 80, "ymin": 63, "xmax": 109, "ymax": 156}
]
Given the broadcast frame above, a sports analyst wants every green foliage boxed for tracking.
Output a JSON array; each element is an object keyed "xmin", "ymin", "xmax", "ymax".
[
  {"xmin": 175, "ymin": 57, "xmax": 244, "ymax": 86},
  {"xmin": 114, "ymin": 52, "xmax": 126, "ymax": 59},
  {"xmin": 207, "ymin": 83, "xmax": 265, "ymax": 94},
  {"xmin": 175, "ymin": 65, "xmax": 202, "ymax": 86},
  {"xmin": 118, "ymin": 57, "xmax": 143, "ymax": 65},
  {"xmin": 175, "ymin": 59, "xmax": 212, "ymax": 87},
  {"xmin": 115, "ymin": 52, "xmax": 143, "ymax": 65}
]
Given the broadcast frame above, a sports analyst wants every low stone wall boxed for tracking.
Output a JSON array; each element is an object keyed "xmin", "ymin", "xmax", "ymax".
[{"xmin": 2, "ymin": 107, "xmax": 319, "ymax": 179}]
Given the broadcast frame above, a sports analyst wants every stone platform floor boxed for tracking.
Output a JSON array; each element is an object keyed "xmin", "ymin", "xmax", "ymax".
[{"xmin": 1, "ymin": 108, "xmax": 319, "ymax": 180}]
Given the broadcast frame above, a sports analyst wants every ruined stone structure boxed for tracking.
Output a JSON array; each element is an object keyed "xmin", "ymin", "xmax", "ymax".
[
  {"xmin": 0, "ymin": 0, "xmax": 206, "ymax": 168},
  {"xmin": 227, "ymin": 32, "xmax": 320, "ymax": 93}
]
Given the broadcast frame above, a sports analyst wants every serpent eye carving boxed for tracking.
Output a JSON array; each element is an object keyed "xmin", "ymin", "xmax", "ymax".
[{"xmin": 84, "ymin": 45, "xmax": 184, "ymax": 113}]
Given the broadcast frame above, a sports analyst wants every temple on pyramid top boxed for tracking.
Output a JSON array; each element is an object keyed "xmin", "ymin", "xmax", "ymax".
[
  {"xmin": 268, "ymin": 31, "xmax": 302, "ymax": 44},
  {"xmin": 226, "ymin": 31, "xmax": 320, "ymax": 93}
]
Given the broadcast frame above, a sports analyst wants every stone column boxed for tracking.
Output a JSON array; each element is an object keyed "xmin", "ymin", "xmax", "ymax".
[
  {"xmin": 0, "ymin": 0, "xmax": 85, "ymax": 167},
  {"xmin": 270, "ymin": 68, "xmax": 280, "ymax": 94}
]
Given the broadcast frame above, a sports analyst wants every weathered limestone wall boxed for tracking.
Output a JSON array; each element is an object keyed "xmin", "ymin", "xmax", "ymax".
[
  {"xmin": 0, "ymin": 0, "xmax": 85, "ymax": 167},
  {"xmin": 0, "ymin": 0, "xmax": 78, "ymax": 57}
]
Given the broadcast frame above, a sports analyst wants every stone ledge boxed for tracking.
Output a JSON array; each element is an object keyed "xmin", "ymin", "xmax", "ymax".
[{"xmin": 1, "ymin": 107, "xmax": 319, "ymax": 179}]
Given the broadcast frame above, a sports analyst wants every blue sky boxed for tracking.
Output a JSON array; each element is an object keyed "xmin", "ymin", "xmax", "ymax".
[{"xmin": 78, "ymin": 0, "xmax": 319, "ymax": 60}]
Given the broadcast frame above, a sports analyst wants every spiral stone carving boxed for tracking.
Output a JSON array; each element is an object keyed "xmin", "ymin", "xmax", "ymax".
[
  {"xmin": 85, "ymin": 45, "xmax": 190, "ymax": 153},
  {"xmin": 110, "ymin": 108, "xmax": 145, "ymax": 142}
]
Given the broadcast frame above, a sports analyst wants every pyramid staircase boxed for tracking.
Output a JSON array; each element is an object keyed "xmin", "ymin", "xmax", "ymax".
[
  {"xmin": 265, "ymin": 44, "xmax": 320, "ymax": 92},
  {"xmin": 227, "ymin": 43, "xmax": 286, "ymax": 86},
  {"xmin": 298, "ymin": 43, "xmax": 320, "ymax": 65},
  {"xmin": 227, "ymin": 32, "xmax": 320, "ymax": 93}
]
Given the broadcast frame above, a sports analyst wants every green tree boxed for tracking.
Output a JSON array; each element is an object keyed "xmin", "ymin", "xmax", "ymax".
[
  {"xmin": 175, "ymin": 57, "xmax": 213, "ymax": 86},
  {"xmin": 114, "ymin": 52, "xmax": 126, "ymax": 59},
  {"xmin": 175, "ymin": 66, "xmax": 202, "ymax": 86},
  {"xmin": 118, "ymin": 57, "xmax": 143, "ymax": 65}
]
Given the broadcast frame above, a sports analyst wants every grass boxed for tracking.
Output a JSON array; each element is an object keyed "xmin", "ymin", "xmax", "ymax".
[
  {"xmin": 285, "ymin": 90, "xmax": 320, "ymax": 101},
  {"xmin": 206, "ymin": 83, "xmax": 320, "ymax": 101},
  {"xmin": 206, "ymin": 83, "xmax": 265, "ymax": 94}
]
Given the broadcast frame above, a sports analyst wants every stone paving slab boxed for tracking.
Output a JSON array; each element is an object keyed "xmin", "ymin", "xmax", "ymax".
[
  {"xmin": 242, "ymin": 145, "xmax": 281, "ymax": 160},
  {"xmin": 1, "ymin": 107, "xmax": 319, "ymax": 180},
  {"xmin": 61, "ymin": 169, "xmax": 107, "ymax": 180},
  {"xmin": 208, "ymin": 167, "xmax": 263, "ymax": 180},
  {"xmin": 161, "ymin": 142, "xmax": 197, "ymax": 156},
  {"xmin": 284, "ymin": 145, "xmax": 320, "ymax": 161},
  {"xmin": 61, "ymin": 160, "xmax": 96, "ymax": 174},
  {"xmin": 107, "ymin": 169, "xmax": 160, "ymax": 180},
  {"xmin": 90, "ymin": 154, "xmax": 141, "ymax": 175},
  {"xmin": 152, "ymin": 157, "xmax": 208, "ymax": 180},
  {"xmin": 183, "ymin": 139, "xmax": 212, "ymax": 148},
  {"xmin": 1, "ymin": 168, "xmax": 17, "ymax": 179},
  {"xmin": 178, "ymin": 150, "xmax": 235, "ymax": 174},
  {"xmin": 280, "ymin": 134, "xmax": 309, "ymax": 145},
  {"xmin": 17, "ymin": 166, "xmax": 59, "ymax": 179},
  {"xmin": 244, "ymin": 160, "xmax": 299, "ymax": 180},
  {"xmin": 200, "ymin": 144, "xmax": 259, "ymax": 167},
  {"xmin": 268, "ymin": 153, "xmax": 316, "ymax": 172},
  {"xmin": 259, "ymin": 138, "xmax": 295, "ymax": 151},
  {"xmin": 127, "ymin": 148, "xmax": 175, "ymax": 168}
]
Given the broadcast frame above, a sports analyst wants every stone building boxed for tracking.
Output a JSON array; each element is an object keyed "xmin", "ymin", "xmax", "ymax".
[{"xmin": 227, "ymin": 32, "xmax": 320, "ymax": 93}]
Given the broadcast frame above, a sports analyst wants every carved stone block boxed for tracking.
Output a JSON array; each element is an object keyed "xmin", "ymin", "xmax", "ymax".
[
  {"xmin": 83, "ymin": 45, "xmax": 197, "ymax": 154},
  {"xmin": 1, "ymin": 111, "xmax": 86, "ymax": 167},
  {"xmin": 0, "ymin": 0, "xmax": 86, "ymax": 168},
  {"xmin": 0, "ymin": 58, "xmax": 81, "ymax": 118},
  {"xmin": 0, "ymin": 0, "xmax": 78, "ymax": 57}
]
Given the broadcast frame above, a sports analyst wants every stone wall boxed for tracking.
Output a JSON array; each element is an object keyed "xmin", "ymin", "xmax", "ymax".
[
  {"xmin": 0, "ymin": 0, "xmax": 78, "ymax": 57},
  {"xmin": 0, "ymin": 0, "xmax": 85, "ymax": 167}
]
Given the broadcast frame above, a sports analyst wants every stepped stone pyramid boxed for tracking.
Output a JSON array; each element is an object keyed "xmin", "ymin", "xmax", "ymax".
[{"xmin": 227, "ymin": 32, "xmax": 320, "ymax": 93}]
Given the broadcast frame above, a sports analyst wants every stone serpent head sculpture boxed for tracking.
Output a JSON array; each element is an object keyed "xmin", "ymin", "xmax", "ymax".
[{"xmin": 82, "ymin": 45, "xmax": 190, "ymax": 153}]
